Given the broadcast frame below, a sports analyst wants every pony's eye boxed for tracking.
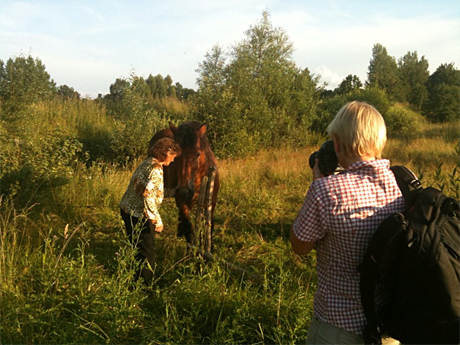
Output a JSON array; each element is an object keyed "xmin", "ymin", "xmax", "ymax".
[{"xmin": 196, "ymin": 152, "xmax": 201, "ymax": 158}]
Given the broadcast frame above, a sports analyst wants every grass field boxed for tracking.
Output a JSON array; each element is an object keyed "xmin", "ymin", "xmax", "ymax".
[{"xmin": 1, "ymin": 121, "xmax": 459, "ymax": 344}]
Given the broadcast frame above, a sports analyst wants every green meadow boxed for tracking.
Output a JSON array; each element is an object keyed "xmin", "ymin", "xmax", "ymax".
[{"xmin": 1, "ymin": 102, "xmax": 458, "ymax": 343}]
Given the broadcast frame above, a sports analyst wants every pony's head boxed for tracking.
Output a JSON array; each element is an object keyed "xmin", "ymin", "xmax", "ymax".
[{"xmin": 170, "ymin": 121, "xmax": 208, "ymax": 202}]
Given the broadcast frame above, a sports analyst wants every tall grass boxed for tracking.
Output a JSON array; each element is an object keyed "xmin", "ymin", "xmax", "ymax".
[
  {"xmin": 384, "ymin": 121, "xmax": 460, "ymax": 198},
  {"xmin": 0, "ymin": 197, "xmax": 147, "ymax": 344},
  {"xmin": 1, "ymin": 120, "xmax": 459, "ymax": 343}
]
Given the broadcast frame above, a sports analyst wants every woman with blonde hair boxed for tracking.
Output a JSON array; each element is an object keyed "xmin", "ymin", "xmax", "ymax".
[{"xmin": 291, "ymin": 101, "xmax": 405, "ymax": 344}]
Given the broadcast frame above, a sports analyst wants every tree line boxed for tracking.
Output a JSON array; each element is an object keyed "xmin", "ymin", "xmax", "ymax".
[{"xmin": 0, "ymin": 11, "xmax": 459, "ymax": 202}]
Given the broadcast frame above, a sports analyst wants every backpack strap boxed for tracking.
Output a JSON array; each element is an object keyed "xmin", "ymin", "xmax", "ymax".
[
  {"xmin": 360, "ymin": 165, "xmax": 420, "ymax": 344},
  {"xmin": 390, "ymin": 166, "xmax": 423, "ymax": 208}
]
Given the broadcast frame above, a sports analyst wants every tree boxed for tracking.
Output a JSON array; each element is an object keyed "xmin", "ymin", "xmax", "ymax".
[
  {"xmin": 0, "ymin": 55, "xmax": 56, "ymax": 107},
  {"xmin": 107, "ymin": 78, "xmax": 130, "ymax": 101},
  {"xmin": 228, "ymin": 11, "xmax": 295, "ymax": 109},
  {"xmin": 226, "ymin": 11, "xmax": 317, "ymax": 146},
  {"xmin": 58, "ymin": 85, "xmax": 80, "ymax": 100},
  {"xmin": 147, "ymin": 74, "xmax": 168, "ymax": 98},
  {"xmin": 194, "ymin": 44, "xmax": 229, "ymax": 142},
  {"xmin": 164, "ymin": 75, "xmax": 173, "ymax": 96},
  {"xmin": 334, "ymin": 74, "xmax": 363, "ymax": 95},
  {"xmin": 194, "ymin": 11, "xmax": 320, "ymax": 155},
  {"xmin": 174, "ymin": 82, "xmax": 195, "ymax": 100},
  {"xmin": 398, "ymin": 51, "xmax": 429, "ymax": 110},
  {"xmin": 104, "ymin": 76, "xmax": 151, "ymax": 120},
  {"xmin": 0, "ymin": 59, "xmax": 6, "ymax": 96},
  {"xmin": 423, "ymin": 63, "xmax": 460, "ymax": 122},
  {"xmin": 426, "ymin": 63, "xmax": 460, "ymax": 88},
  {"xmin": 366, "ymin": 44, "xmax": 403, "ymax": 101},
  {"xmin": 290, "ymin": 67, "xmax": 320, "ymax": 126},
  {"xmin": 196, "ymin": 45, "xmax": 227, "ymax": 95},
  {"xmin": 131, "ymin": 76, "xmax": 150, "ymax": 99}
]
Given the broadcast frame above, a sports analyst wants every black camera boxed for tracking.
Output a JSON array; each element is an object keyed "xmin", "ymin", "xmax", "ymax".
[{"xmin": 309, "ymin": 140, "xmax": 339, "ymax": 176}]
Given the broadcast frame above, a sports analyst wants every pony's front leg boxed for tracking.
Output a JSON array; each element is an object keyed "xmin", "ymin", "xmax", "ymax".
[{"xmin": 177, "ymin": 203, "xmax": 194, "ymax": 245}]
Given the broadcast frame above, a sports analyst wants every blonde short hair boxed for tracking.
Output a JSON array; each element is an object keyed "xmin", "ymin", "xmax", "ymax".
[{"xmin": 327, "ymin": 101, "xmax": 387, "ymax": 158}]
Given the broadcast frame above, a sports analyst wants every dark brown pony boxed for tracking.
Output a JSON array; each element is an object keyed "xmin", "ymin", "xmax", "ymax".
[{"xmin": 148, "ymin": 121, "xmax": 219, "ymax": 246}]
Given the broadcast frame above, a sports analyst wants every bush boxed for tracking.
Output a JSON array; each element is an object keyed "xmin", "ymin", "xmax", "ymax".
[
  {"xmin": 0, "ymin": 126, "xmax": 84, "ymax": 202},
  {"xmin": 103, "ymin": 77, "xmax": 172, "ymax": 163},
  {"xmin": 351, "ymin": 87, "xmax": 392, "ymax": 117},
  {"xmin": 385, "ymin": 104, "xmax": 426, "ymax": 139},
  {"xmin": 213, "ymin": 127, "xmax": 262, "ymax": 158},
  {"xmin": 313, "ymin": 94, "xmax": 347, "ymax": 134},
  {"xmin": 314, "ymin": 88, "xmax": 392, "ymax": 134},
  {"xmin": 109, "ymin": 110, "xmax": 170, "ymax": 163}
]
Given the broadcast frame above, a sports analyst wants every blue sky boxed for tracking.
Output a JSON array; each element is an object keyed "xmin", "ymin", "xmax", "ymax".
[{"xmin": 1, "ymin": 0, "xmax": 459, "ymax": 98}]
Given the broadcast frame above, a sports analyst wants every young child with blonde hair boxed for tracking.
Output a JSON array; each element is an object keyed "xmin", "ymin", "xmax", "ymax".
[{"xmin": 291, "ymin": 101, "xmax": 405, "ymax": 344}]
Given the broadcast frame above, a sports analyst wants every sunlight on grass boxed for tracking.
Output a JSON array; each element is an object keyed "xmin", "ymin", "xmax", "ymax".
[{"xmin": 1, "ymin": 120, "xmax": 459, "ymax": 343}]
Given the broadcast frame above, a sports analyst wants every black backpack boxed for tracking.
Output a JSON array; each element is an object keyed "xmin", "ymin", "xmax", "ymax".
[{"xmin": 359, "ymin": 166, "xmax": 460, "ymax": 345}]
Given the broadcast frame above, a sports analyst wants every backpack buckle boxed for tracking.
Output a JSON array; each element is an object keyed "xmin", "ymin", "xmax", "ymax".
[{"xmin": 410, "ymin": 178, "xmax": 422, "ymax": 190}]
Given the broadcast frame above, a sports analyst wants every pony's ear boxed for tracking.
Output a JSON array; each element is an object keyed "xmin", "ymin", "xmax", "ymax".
[
  {"xmin": 169, "ymin": 122, "xmax": 178, "ymax": 135},
  {"xmin": 197, "ymin": 123, "xmax": 207, "ymax": 137}
]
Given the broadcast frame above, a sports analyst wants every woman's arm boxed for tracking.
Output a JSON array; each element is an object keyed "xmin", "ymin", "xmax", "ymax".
[{"xmin": 143, "ymin": 163, "xmax": 164, "ymax": 227}]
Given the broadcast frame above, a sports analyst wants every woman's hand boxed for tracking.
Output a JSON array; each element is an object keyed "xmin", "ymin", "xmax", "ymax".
[{"xmin": 148, "ymin": 221, "xmax": 163, "ymax": 233}]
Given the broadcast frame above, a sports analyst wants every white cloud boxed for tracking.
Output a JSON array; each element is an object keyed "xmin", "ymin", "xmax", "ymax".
[{"xmin": 315, "ymin": 65, "xmax": 342, "ymax": 89}]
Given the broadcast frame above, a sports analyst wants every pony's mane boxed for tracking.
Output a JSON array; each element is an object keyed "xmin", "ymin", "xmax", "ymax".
[{"xmin": 175, "ymin": 121, "xmax": 209, "ymax": 149}]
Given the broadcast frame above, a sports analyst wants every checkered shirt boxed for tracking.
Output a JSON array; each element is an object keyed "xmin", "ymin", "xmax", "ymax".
[{"xmin": 293, "ymin": 159, "xmax": 405, "ymax": 334}]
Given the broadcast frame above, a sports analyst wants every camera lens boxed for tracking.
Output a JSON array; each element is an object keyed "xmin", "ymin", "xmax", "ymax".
[
  {"xmin": 308, "ymin": 140, "xmax": 338, "ymax": 176},
  {"xmin": 309, "ymin": 151, "xmax": 318, "ymax": 170},
  {"xmin": 319, "ymin": 140, "xmax": 338, "ymax": 176}
]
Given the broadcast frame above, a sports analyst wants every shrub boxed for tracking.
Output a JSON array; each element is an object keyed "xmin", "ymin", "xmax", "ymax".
[
  {"xmin": 0, "ymin": 126, "xmax": 84, "ymax": 202},
  {"xmin": 351, "ymin": 87, "xmax": 392, "ymax": 117},
  {"xmin": 385, "ymin": 104, "xmax": 426, "ymax": 139},
  {"xmin": 313, "ymin": 94, "xmax": 347, "ymax": 134},
  {"xmin": 314, "ymin": 88, "xmax": 392, "ymax": 134},
  {"xmin": 109, "ymin": 110, "xmax": 170, "ymax": 163},
  {"xmin": 104, "ymin": 77, "xmax": 171, "ymax": 163}
]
